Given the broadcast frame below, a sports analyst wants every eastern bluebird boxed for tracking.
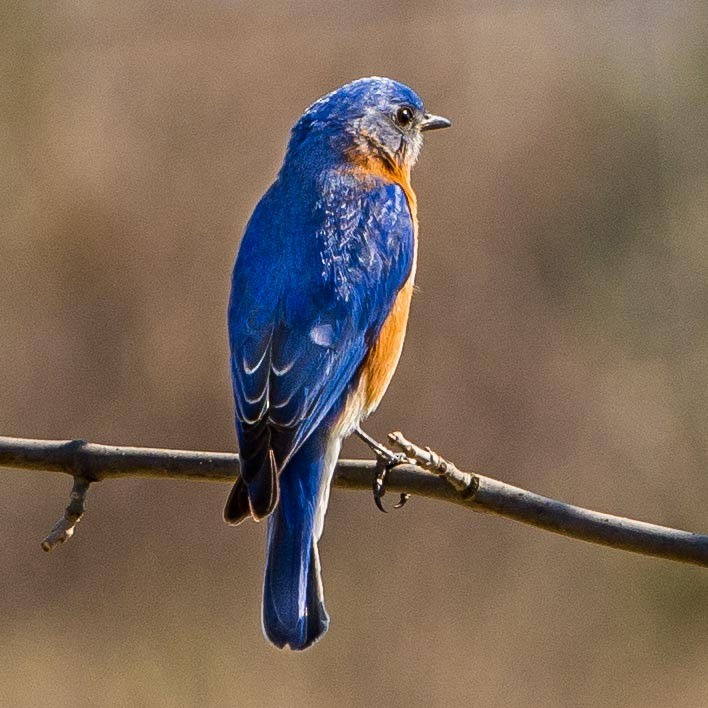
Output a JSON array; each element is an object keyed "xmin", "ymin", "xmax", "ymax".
[{"xmin": 225, "ymin": 77, "xmax": 450, "ymax": 650}]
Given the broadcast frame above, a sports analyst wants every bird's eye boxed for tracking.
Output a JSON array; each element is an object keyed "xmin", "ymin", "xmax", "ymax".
[{"xmin": 394, "ymin": 106, "xmax": 415, "ymax": 129}]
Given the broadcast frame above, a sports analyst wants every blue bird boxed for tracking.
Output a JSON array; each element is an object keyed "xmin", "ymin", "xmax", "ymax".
[{"xmin": 225, "ymin": 77, "xmax": 450, "ymax": 650}]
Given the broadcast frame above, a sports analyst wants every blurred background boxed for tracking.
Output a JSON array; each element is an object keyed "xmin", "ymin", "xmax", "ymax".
[{"xmin": 2, "ymin": 1, "xmax": 708, "ymax": 706}]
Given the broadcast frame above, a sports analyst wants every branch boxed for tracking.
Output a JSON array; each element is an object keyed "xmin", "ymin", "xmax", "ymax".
[{"xmin": 1, "ymin": 434, "xmax": 707, "ymax": 568}]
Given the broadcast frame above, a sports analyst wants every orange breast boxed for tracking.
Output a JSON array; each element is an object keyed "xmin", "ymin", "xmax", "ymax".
[{"xmin": 361, "ymin": 273, "xmax": 415, "ymax": 415}]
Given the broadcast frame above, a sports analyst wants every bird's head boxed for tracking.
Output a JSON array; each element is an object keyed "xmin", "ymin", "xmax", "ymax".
[{"xmin": 289, "ymin": 77, "xmax": 451, "ymax": 178}]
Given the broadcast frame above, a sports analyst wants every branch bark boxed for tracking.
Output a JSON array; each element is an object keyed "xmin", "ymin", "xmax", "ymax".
[{"xmin": 1, "ymin": 434, "xmax": 707, "ymax": 567}]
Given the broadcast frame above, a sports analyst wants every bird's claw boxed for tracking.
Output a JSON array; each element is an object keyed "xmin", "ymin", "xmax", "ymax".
[
  {"xmin": 354, "ymin": 427, "xmax": 412, "ymax": 512},
  {"xmin": 372, "ymin": 453, "xmax": 410, "ymax": 513}
]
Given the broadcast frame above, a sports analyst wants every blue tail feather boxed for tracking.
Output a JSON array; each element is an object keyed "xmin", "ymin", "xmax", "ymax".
[{"xmin": 262, "ymin": 429, "xmax": 332, "ymax": 650}]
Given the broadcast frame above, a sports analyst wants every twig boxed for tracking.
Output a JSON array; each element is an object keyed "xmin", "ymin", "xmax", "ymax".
[
  {"xmin": 1, "ymin": 434, "xmax": 708, "ymax": 568},
  {"xmin": 388, "ymin": 431, "xmax": 478, "ymax": 495},
  {"xmin": 41, "ymin": 477, "xmax": 91, "ymax": 551}
]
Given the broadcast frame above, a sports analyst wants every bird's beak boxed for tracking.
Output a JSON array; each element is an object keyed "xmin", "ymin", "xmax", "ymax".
[{"xmin": 420, "ymin": 113, "xmax": 452, "ymax": 132}]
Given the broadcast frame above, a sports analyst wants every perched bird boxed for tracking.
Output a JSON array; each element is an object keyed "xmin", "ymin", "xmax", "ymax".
[{"xmin": 225, "ymin": 77, "xmax": 450, "ymax": 650}]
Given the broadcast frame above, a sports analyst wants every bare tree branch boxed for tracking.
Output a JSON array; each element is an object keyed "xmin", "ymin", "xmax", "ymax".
[{"xmin": 1, "ymin": 433, "xmax": 707, "ymax": 568}]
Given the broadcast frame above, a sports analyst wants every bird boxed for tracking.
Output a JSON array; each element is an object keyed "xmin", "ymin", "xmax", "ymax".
[{"xmin": 225, "ymin": 77, "xmax": 450, "ymax": 650}]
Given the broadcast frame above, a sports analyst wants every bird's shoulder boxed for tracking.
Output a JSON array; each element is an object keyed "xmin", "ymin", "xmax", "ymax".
[{"xmin": 313, "ymin": 168, "xmax": 414, "ymax": 253}]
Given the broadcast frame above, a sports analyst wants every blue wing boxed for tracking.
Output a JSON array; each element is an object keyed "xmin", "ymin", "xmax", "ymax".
[{"xmin": 226, "ymin": 172, "xmax": 414, "ymax": 521}]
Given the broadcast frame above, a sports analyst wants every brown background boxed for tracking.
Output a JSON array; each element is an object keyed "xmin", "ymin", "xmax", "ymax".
[{"xmin": 3, "ymin": 2, "xmax": 708, "ymax": 706}]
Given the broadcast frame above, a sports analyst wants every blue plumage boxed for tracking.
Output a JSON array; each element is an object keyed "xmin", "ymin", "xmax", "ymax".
[{"xmin": 226, "ymin": 77, "xmax": 450, "ymax": 649}]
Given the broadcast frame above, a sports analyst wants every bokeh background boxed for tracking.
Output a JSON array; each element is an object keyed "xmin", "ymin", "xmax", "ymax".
[{"xmin": 2, "ymin": 2, "xmax": 708, "ymax": 706}]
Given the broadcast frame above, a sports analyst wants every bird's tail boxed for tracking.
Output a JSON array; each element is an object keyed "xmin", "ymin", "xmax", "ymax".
[{"xmin": 262, "ymin": 427, "xmax": 339, "ymax": 650}]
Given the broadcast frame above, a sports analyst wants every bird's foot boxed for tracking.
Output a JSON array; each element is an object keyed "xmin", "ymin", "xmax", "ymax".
[
  {"xmin": 355, "ymin": 427, "xmax": 411, "ymax": 513},
  {"xmin": 373, "ymin": 456, "xmax": 410, "ymax": 513}
]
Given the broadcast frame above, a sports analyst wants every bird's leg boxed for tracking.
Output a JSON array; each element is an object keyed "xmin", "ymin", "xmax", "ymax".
[
  {"xmin": 354, "ymin": 426, "xmax": 401, "ymax": 461},
  {"xmin": 354, "ymin": 427, "xmax": 411, "ymax": 512}
]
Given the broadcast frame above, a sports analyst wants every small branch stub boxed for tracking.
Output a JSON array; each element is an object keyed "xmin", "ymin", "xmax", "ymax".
[
  {"xmin": 41, "ymin": 477, "xmax": 91, "ymax": 552},
  {"xmin": 388, "ymin": 431, "xmax": 478, "ymax": 497}
]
